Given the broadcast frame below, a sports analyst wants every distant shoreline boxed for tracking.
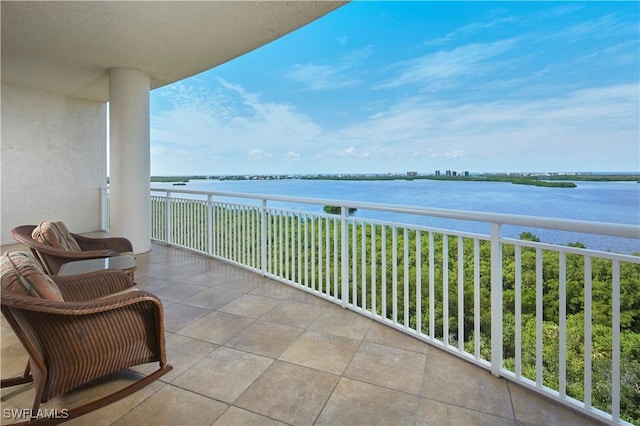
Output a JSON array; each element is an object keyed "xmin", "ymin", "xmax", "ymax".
[{"xmin": 150, "ymin": 173, "xmax": 640, "ymax": 188}]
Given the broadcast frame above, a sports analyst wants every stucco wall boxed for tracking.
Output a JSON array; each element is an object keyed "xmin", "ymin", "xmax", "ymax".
[{"xmin": 1, "ymin": 83, "xmax": 107, "ymax": 244}]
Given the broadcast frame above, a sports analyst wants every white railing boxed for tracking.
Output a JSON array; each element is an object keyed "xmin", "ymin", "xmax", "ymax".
[{"xmin": 106, "ymin": 187, "xmax": 639, "ymax": 425}]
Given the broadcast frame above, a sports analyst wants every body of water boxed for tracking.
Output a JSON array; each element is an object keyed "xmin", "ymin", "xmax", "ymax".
[{"xmin": 153, "ymin": 179, "xmax": 640, "ymax": 254}]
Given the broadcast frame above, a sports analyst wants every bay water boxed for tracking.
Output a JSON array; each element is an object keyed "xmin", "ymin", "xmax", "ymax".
[{"xmin": 153, "ymin": 179, "xmax": 640, "ymax": 254}]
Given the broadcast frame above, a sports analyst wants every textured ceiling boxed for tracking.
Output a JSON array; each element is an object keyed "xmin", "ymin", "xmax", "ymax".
[{"xmin": 1, "ymin": 1, "xmax": 346, "ymax": 101}]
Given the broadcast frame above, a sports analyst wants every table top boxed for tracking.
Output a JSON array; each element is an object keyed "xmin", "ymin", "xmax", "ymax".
[{"xmin": 57, "ymin": 255, "xmax": 136, "ymax": 276}]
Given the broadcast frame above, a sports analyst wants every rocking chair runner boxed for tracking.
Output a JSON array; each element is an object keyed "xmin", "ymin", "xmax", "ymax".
[
  {"xmin": 11, "ymin": 222, "xmax": 134, "ymax": 275},
  {"xmin": 1, "ymin": 252, "xmax": 172, "ymax": 425}
]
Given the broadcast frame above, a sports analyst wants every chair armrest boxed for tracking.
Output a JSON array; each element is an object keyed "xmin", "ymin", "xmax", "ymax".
[
  {"xmin": 52, "ymin": 270, "xmax": 135, "ymax": 302},
  {"xmin": 1, "ymin": 291, "xmax": 168, "ymax": 399},
  {"xmin": 73, "ymin": 234, "xmax": 134, "ymax": 253},
  {"xmin": 13, "ymin": 235, "xmax": 119, "ymax": 260},
  {"xmin": 2, "ymin": 289, "xmax": 161, "ymax": 315},
  {"xmin": 47, "ymin": 247, "xmax": 120, "ymax": 260}
]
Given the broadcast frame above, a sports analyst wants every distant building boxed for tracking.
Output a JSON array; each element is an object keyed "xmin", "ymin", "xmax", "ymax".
[
  {"xmin": 445, "ymin": 170, "xmax": 452, "ymax": 176},
  {"xmin": 464, "ymin": 171, "xmax": 469, "ymax": 177},
  {"xmin": 452, "ymin": 171, "xmax": 457, "ymax": 176},
  {"xmin": 407, "ymin": 171, "xmax": 418, "ymax": 176},
  {"xmin": 435, "ymin": 170, "xmax": 441, "ymax": 176}
]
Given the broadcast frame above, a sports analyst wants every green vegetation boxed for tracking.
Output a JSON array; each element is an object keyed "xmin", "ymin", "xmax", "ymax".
[
  {"xmin": 511, "ymin": 179, "xmax": 577, "ymax": 188},
  {"xmin": 151, "ymin": 199, "xmax": 640, "ymax": 423},
  {"xmin": 541, "ymin": 174, "xmax": 640, "ymax": 183},
  {"xmin": 301, "ymin": 173, "xmax": 640, "ymax": 187},
  {"xmin": 148, "ymin": 173, "xmax": 639, "ymax": 187},
  {"xmin": 323, "ymin": 205, "xmax": 357, "ymax": 214},
  {"xmin": 304, "ymin": 174, "xmax": 575, "ymax": 187},
  {"xmin": 150, "ymin": 175, "xmax": 208, "ymax": 183}
]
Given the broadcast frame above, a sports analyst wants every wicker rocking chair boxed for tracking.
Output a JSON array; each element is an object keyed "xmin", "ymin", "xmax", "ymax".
[
  {"xmin": 11, "ymin": 222, "xmax": 134, "ymax": 275},
  {"xmin": 0, "ymin": 251, "xmax": 172, "ymax": 425}
]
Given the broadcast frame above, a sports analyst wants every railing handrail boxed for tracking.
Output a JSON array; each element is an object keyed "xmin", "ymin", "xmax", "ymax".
[{"xmin": 150, "ymin": 186, "xmax": 640, "ymax": 240}]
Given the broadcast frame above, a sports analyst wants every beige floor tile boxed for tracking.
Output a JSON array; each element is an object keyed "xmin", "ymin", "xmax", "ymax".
[
  {"xmin": 112, "ymin": 384, "xmax": 227, "ymax": 426},
  {"xmin": 211, "ymin": 274, "xmax": 265, "ymax": 293},
  {"xmin": 137, "ymin": 248, "xmax": 208, "ymax": 269},
  {"xmin": 131, "ymin": 333, "xmax": 218, "ymax": 382},
  {"xmin": 225, "ymin": 320, "xmax": 303, "ymax": 358},
  {"xmin": 177, "ymin": 311, "xmax": 254, "ymax": 344},
  {"xmin": 153, "ymin": 283, "xmax": 208, "ymax": 303},
  {"xmin": 213, "ymin": 406, "xmax": 288, "ymax": 426},
  {"xmin": 344, "ymin": 341, "xmax": 427, "ymax": 395},
  {"xmin": 421, "ymin": 349, "xmax": 513, "ymax": 418},
  {"xmin": 1, "ymin": 329, "xmax": 28, "ymax": 378},
  {"xmin": 64, "ymin": 378, "xmax": 165, "ymax": 425},
  {"xmin": 217, "ymin": 294, "xmax": 281, "ymax": 318},
  {"xmin": 0, "ymin": 384, "xmax": 33, "ymax": 422},
  {"xmin": 181, "ymin": 287, "xmax": 243, "ymax": 309},
  {"xmin": 365, "ymin": 321, "xmax": 431, "ymax": 354},
  {"xmin": 286, "ymin": 289, "xmax": 335, "ymax": 306},
  {"xmin": 316, "ymin": 377, "xmax": 420, "ymax": 426},
  {"xmin": 177, "ymin": 257, "xmax": 227, "ymax": 273},
  {"xmin": 171, "ymin": 346, "xmax": 273, "ymax": 403},
  {"xmin": 416, "ymin": 398, "xmax": 517, "ymax": 426},
  {"xmin": 2, "ymin": 370, "xmax": 165, "ymax": 426},
  {"xmin": 249, "ymin": 280, "xmax": 306, "ymax": 299},
  {"xmin": 0, "ymin": 400, "xmax": 22, "ymax": 425},
  {"xmin": 509, "ymin": 382, "xmax": 602, "ymax": 426},
  {"xmin": 178, "ymin": 270, "xmax": 218, "ymax": 287},
  {"xmin": 309, "ymin": 305, "xmax": 372, "ymax": 340},
  {"xmin": 235, "ymin": 361, "xmax": 339, "ymax": 425},
  {"xmin": 135, "ymin": 263, "xmax": 195, "ymax": 282},
  {"xmin": 162, "ymin": 302, "xmax": 211, "ymax": 333},
  {"xmin": 260, "ymin": 300, "xmax": 327, "ymax": 328},
  {"xmin": 129, "ymin": 274, "xmax": 171, "ymax": 293},
  {"xmin": 279, "ymin": 330, "xmax": 361, "ymax": 375}
]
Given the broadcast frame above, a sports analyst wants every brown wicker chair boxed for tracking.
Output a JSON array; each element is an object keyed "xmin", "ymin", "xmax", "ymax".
[
  {"xmin": 11, "ymin": 224, "xmax": 134, "ymax": 275},
  {"xmin": 1, "ymin": 252, "xmax": 172, "ymax": 425}
]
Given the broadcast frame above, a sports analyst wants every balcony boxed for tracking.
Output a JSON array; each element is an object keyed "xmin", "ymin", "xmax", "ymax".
[
  {"xmin": 3, "ymin": 188, "xmax": 638, "ymax": 425},
  {"xmin": 2, "ymin": 240, "xmax": 605, "ymax": 426}
]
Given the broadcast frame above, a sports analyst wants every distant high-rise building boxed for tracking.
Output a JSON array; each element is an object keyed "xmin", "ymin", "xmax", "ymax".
[
  {"xmin": 464, "ymin": 171, "xmax": 469, "ymax": 177},
  {"xmin": 435, "ymin": 170, "xmax": 441, "ymax": 176}
]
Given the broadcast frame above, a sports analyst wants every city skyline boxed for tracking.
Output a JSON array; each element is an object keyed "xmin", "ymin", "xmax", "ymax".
[{"xmin": 149, "ymin": 2, "xmax": 639, "ymax": 176}]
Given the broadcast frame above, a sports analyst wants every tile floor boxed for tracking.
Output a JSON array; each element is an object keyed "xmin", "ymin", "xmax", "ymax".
[{"xmin": 1, "ymin": 242, "xmax": 604, "ymax": 425}]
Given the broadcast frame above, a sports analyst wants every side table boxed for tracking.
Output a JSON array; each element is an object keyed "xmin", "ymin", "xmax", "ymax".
[{"xmin": 57, "ymin": 255, "xmax": 137, "ymax": 281}]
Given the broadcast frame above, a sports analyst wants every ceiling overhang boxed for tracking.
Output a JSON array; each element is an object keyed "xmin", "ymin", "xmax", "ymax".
[{"xmin": 1, "ymin": 1, "xmax": 347, "ymax": 101}]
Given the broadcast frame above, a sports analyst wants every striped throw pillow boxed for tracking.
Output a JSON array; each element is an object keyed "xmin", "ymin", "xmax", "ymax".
[
  {"xmin": 0, "ymin": 252, "xmax": 64, "ymax": 301},
  {"xmin": 32, "ymin": 221, "xmax": 81, "ymax": 251}
]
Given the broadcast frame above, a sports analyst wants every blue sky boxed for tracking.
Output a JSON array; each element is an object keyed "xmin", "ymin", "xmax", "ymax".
[{"xmin": 150, "ymin": 1, "xmax": 639, "ymax": 176}]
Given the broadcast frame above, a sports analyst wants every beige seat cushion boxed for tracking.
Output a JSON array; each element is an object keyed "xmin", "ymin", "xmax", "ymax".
[
  {"xmin": 0, "ymin": 252, "xmax": 64, "ymax": 301},
  {"xmin": 32, "ymin": 221, "xmax": 81, "ymax": 251}
]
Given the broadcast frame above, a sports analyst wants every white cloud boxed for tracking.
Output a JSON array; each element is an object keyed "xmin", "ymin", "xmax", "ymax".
[
  {"xmin": 285, "ymin": 47, "xmax": 372, "ymax": 91},
  {"xmin": 552, "ymin": 13, "xmax": 638, "ymax": 43},
  {"xmin": 319, "ymin": 82, "xmax": 639, "ymax": 170},
  {"xmin": 443, "ymin": 150, "xmax": 466, "ymax": 159},
  {"xmin": 151, "ymin": 72, "xmax": 638, "ymax": 174},
  {"xmin": 286, "ymin": 63, "xmax": 360, "ymax": 91},
  {"xmin": 248, "ymin": 148, "xmax": 272, "ymax": 160},
  {"xmin": 286, "ymin": 151, "xmax": 301, "ymax": 161},
  {"xmin": 424, "ymin": 16, "xmax": 518, "ymax": 46},
  {"xmin": 151, "ymin": 78, "xmax": 322, "ymax": 174},
  {"xmin": 378, "ymin": 39, "xmax": 517, "ymax": 91}
]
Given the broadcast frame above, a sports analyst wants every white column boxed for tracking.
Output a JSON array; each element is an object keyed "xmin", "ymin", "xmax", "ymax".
[{"xmin": 109, "ymin": 69, "xmax": 151, "ymax": 254}]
